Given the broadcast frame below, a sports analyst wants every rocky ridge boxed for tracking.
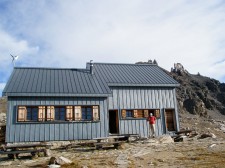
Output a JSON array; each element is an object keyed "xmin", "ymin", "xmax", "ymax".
[{"xmin": 169, "ymin": 63, "xmax": 225, "ymax": 119}]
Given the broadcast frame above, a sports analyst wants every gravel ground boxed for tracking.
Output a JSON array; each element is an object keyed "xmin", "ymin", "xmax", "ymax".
[{"xmin": 0, "ymin": 136, "xmax": 225, "ymax": 168}]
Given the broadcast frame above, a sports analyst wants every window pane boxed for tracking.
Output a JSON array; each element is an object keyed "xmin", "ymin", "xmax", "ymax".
[
  {"xmin": 32, "ymin": 108, "xmax": 38, "ymax": 121},
  {"xmin": 26, "ymin": 107, "xmax": 38, "ymax": 121},
  {"xmin": 87, "ymin": 115, "xmax": 92, "ymax": 120},
  {"xmin": 126, "ymin": 110, "xmax": 133, "ymax": 117},
  {"xmin": 81, "ymin": 107, "xmax": 93, "ymax": 120},
  {"xmin": 55, "ymin": 107, "xmax": 65, "ymax": 121},
  {"xmin": 60, "ymin": 113, "xmax": 65, "ymax": 120},
  {"xmin": 27, "ymin": 108, "xmax": 31, "ymax": 120}
]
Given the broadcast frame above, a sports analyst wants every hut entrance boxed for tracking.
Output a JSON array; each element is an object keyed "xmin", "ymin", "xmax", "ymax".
[
  {"xmin": 165, "ymin": 109, "xmax": 176, "ymax": 131},
  {"xmin": 109, "ymin": 110, "xmax": 119, "ymax": 134}
]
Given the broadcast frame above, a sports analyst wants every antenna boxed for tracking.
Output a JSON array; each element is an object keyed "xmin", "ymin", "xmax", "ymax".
[{"xmin": 10, "ymin": 54, "xmax": 19, "ymax": 67}]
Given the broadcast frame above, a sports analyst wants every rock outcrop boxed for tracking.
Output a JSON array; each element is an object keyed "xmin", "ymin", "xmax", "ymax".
[{"xmin": 168, "ymin": 63, "xmax": 225, "ymax": 117}]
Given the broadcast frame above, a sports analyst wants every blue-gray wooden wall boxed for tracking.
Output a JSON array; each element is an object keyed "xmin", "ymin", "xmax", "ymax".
[
  {"xmin": 108, "ymin": 87, "xmax": 179, "ymax": 137},
  {"xmin": 6, "ymin": 97, "xmax": 108, "ymax": 142}
]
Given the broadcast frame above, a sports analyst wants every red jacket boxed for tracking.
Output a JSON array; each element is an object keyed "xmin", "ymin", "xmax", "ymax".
[{"xmin": 149, "ymin": 116, "xmax": 156, "ymax": 124}]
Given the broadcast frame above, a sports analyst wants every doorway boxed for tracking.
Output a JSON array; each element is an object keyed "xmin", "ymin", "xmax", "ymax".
[
  {"xmin": 165, "ymin": 109, "xmax": 176, "ymax": 131},
  {"xmin": 109, "ymin": 110, "xmax": 119, "ymax": 134}
]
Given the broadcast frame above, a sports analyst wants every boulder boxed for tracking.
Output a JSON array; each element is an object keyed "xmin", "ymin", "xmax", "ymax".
[
  {"xmin": 56, "ymin": 156, "xmax": 72, "ymax": 165},
  {"xmin": 158, "ymin": 135, "xmax": 174, "ymax": 144},
  {"xmin": 208, "ymin": 144, "xmax": 216, "ymax": 148},
  {"xmin": 49, "ymin": 157, "xmax": 57, "ymax": 165},
  {"xmin": 199, "ymin": 133, "xmax": 216, "ymax": 139}
]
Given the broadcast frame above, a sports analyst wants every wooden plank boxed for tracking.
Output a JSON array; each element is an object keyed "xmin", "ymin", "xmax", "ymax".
[
  {"xmin": 94, "ymin": 141, "xmax": 122, "ymax": 145},
  {"xmin": 1, "ymin": 143, "xmax": 52, "ymax": 149},
  {"xmin": 93, "ymin": 136, "xmax": 125, "ymax": 140},
  {"xmin": 0, "ymin": 149, "xmax": 45, "ymax": 155},
  {"xmin": 94, "ymin": 141, "xmax": 122, "ymax": 149}
]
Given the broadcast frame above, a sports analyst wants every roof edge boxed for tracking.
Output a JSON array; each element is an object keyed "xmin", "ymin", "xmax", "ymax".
[
  {"xmin": 3, "ymin": 93, "xmax": 111, "ymax": 97},
  {"xmin": 107, "ymin": 83, "xmax": 180, "ymax": 87}
]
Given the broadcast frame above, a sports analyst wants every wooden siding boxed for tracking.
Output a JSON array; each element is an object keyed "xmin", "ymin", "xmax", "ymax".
[
  {"xmin": 6, "ymin": 97, "xmax": 108, "ymax": 143},
  {"xmin": 108, "ymin": 87, "xmax": 179, "ymax": 137}
]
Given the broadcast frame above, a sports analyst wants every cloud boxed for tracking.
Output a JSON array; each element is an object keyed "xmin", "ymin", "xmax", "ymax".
[
  {"xmin": 0, "ymin": 0, "xmax": 225, "ymax": 91},
  {"xmin": 0, "ymin": 28, "xmax": 39, "ymax": 82}
]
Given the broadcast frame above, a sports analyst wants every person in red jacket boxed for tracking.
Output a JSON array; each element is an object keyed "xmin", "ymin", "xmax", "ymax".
[{"xmin": 148, "ymin": 113, "xmax": 156, "ymax": 138}]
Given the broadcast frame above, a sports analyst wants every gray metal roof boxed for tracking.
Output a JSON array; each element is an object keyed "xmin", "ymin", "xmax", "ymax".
[
  {"xmin": 93, "ymin": 63, "xmax": 179, "ymax": 87},
  {"xmin": 3, "ymin": 62, "xmax": 179, "ymax": 97},
  {"xmin": 2, "ymin": 67, "xmax": 111, "ymax": 97}
]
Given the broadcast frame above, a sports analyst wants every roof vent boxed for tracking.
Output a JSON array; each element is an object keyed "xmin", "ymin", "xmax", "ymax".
[{"xmin": 90, "ymin": 60, "xmax": 94, "ymax": 75}]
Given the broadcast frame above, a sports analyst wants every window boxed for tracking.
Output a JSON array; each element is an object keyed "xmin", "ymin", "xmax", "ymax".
[
  {"xmin": 17, "ymin": 105, "xmax": 99, "ymax": 122},
  {"xmin": 121, "ymin": 109, "xmax": 152, "ymax": 119},
  {"xmin": 82, "ymin": 106, "xmax": 92, "ymax": 120},
  {"xmin": 126, "ymin": 110, "xmax": 133, "ymax": 117},
  {"xmin": 55, "ymin": 107, "xmax": 66, "ymax": 121},
  {"xmin": 149, "ymin": 109, "xmax": 161, "ymax": 118},
  {"xmin": 75, "ymin": 106, "xmax": 99, "ymax": 121},
  {"xmin": 26, "ymin": 107, "xmax": 38, "ymax": 121}
]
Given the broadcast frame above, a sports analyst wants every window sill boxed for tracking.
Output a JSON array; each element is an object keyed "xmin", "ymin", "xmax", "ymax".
[
  {"xmin": 16, "ymin": 120, "xmax": 100, "ymax": 124},
  {"xmin": 121, "ymin": 118, "xmax": 148, "ymax": 120}
]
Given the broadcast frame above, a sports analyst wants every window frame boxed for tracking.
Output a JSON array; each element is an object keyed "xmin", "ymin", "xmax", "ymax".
[
  {"xmin": 149, "ymin": 109, "xmax": 161, "ymax": 118},
  {"xmin": 121, "ymin": 109, "xmax": 160, "ymax": 119},
  {"xmin": 16, "ymin": 105, "xmax": 100, "ymax": 123},
  {"xmin": 121, "ymin": 109, "xmax": 148, "ymax": 119}
]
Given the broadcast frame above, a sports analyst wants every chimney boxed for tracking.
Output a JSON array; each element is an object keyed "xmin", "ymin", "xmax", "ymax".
[{"xmin": 90, "ymin": 60, "xmax": 94, "ymax": 75}]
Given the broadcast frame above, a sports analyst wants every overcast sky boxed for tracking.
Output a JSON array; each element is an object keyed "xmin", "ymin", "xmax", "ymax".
[{"xmin": 0, "ymin": 0, "xmax": 225, "ymax": 96}]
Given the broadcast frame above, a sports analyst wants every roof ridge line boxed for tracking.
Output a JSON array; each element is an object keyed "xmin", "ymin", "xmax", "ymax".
[
  {"xmin": 87, "ymin": 62, "xmax": 158, "ymax": 66},
  {"xmin": 14, "ymin": 67, "xmax": 88, "ymax": 70}
]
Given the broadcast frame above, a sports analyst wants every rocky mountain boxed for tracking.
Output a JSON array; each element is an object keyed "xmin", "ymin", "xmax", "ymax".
[
  {"xmin": 135, "ymin": 60, "xmax": 225, "ymax": 120},
  {"xmin": 0, "ymin": 97, "xmax": 7, "ymax": 125},
  {"xmin": 0, "ymin": 97, "xmax": 7, "ymax": 113},
  {"xmin": 167, "ymin": 63, "xmax": 225, "ymax": 119}
]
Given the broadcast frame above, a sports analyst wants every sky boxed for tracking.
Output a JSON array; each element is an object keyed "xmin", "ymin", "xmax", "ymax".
[{"xmin": 0, "ymin": 0, "xmax": 225, "ymax": 96}]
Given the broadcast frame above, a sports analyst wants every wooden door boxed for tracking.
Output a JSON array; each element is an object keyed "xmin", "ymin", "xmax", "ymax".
[
  {"xmin": 165, "ymin": 109, "xmax": 176, "ymax": 131},
  {"xmin": 109, "ymin": 110, "xmax": 119, "ymax": 134}
]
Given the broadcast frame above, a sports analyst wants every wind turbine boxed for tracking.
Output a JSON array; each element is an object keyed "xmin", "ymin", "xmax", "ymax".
[{"xmin": 10, "ymin": 54, "xmax": 19, "ymax": 67}]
